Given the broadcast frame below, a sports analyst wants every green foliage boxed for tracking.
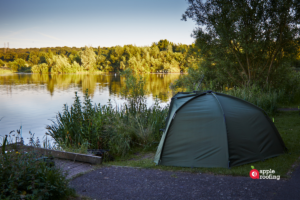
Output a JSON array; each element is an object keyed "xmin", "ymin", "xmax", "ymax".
[
  {"xmin": 79, "ymin": 46, "xmax": 97, "ymax": 71},
  {"xmin": 0, "ymin": 59, "xmax": 5, "ymax": 67},
  {"xmin": 31, "ymin": 65, "xmax": 39, "ymax": 73},
  {"xmin": 225, "ymin": 85, "xmax": 281, "ymax": 115},
  {"xmin": 50, "ymin": 55, "xmax": 73, "ymax": 73},
  {"xmin": 121, "ymin": 69, "xmax": 146, "ymax": 112},
  {"xmin": 0, "ymin": 68, "xmax": 12, "ymax": 74},
  {"xmin": 38, "ymin": 52, "xmax": 48, "ymax": 64},
  {"xmin": 157, "ymin": 39, "xmax": 173, "ymax": 51},
  {"xmin": 0, "ymin": 132, "xmax": 75, "ymax": 200},
  {"xmin": 171, "ymin": 66, "xmax": 204, "ymax": 92},
  {"xmin": 29, "ymin": 54, "xmax": 40, "ymax": 65},
  {"xmin": 1, "ymin": 40, "xmax": 197, "ymax": 73},
  {"xmin": 47, "ymin": 83, "xmax": 169, "ymax": 157},
  {"xmin": 182, "ymin": 0, "xmax": 300, "ymax": 88},
  {"xmin": 0, "ymin": 151, "xmax": 75, "ymax": 199},
  {"xmin": 32, "ymin": 63, "xmax": 49, "ymax": 73},
  {"xmin": 173, "ymin": 69, "xmax": 300, "ymax": 115},
  {"xmin": 174, "ymin": 0, "xmax": 300, "ymax": 114},
  {"xmin": 6, "ymin": 58, "xmax": 27, "ymax": 72}
]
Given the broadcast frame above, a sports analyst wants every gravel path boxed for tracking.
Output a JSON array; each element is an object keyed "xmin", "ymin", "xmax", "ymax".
[
  {"xmin": 54, "ymin": 158, "xmax": 97, "ymax": 179},
  {"xmin": 69, "ymin": 165, "xmax": 300, "ymax": 200}
]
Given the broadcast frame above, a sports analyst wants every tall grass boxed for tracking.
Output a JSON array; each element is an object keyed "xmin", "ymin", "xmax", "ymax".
[
  {"xmin": 224, "ymin": 85, "xmax": 281, "ymax": 115},
  {"xmin": 47, "ymin": 72, "xmax": 169, "ymax": 157},
  {"xmin": 172, "ymin": 67, "xmax": 300, "ymax": 114}
]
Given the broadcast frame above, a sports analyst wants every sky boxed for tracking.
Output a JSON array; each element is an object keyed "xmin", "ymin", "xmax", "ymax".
[{"xmin": 0, "ymin": 0, "xmax": 197, "ymax": 49}]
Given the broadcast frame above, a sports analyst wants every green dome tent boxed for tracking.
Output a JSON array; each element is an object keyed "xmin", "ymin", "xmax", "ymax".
[{"xmin": 154, "ymin": 90, "xmax": 286, "ymax": 168}]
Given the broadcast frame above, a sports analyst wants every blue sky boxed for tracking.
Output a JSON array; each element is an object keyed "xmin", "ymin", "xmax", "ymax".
[{"xmin": 0, "ymin": 0, "xmax": 196, "ymax": 49}]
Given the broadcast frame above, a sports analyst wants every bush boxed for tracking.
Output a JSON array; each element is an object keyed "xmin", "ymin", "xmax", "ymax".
[
  {"xmin": 40, "ymin": 63, "xmax": 49, "ymax": 74},
  {"xmin": 31, "ymin": 63, "xmax": 50, "ymax": 74},
  {"xmin": 0, "ymin": 136, "xmax": 75, "ymax": 200},
  {"xmin": 0, "ymin": 59, "xmax": 6, "ymax": 67},
  {"xmin": 6, "ymin": 59, "xmax": 27, "ymax": 72},
  {"xmin": 31, "ymin": 65, "xmax": 40, "ymax": 73}
]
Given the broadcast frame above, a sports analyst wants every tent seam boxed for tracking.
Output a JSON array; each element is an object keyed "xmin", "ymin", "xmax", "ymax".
[
  {"xmin": 157, "ymin": 92, "xmax": 207, "ymax": 165},
  {"xmin": 211, "ymin": 93, "xmax": 231, "ymax": 168}
]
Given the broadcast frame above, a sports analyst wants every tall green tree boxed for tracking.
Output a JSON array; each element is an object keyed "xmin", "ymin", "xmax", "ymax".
[{"xmin": 182, "ymin": 0, "xmax": 300, "ymax": 87}]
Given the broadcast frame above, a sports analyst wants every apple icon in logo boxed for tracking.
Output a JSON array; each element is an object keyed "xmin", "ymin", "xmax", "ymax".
[{"xmin": 249, "ymin": 166, "xmax": 259, "ymax": 179}]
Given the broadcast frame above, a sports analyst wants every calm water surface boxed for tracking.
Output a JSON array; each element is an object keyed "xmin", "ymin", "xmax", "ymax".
[{"xmin": 0, "ymin": 73, "xmax": 180, "ymax": 144}]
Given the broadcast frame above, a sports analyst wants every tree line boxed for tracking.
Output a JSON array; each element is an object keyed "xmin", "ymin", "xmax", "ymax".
[{"xmin": 0, "ymin": 40, "xmax": 201, "ymax": 74}]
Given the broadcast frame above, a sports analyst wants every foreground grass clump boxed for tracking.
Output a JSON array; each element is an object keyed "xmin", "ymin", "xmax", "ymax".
[
  {"xmin": 0, "ymin": 136, "xmax": 76, "ymax": 200},
  {"xmin": 47, "ymin": 69, "xmax": 169, "ymax": 157},
  {"xmin": 105, "ymin": 111, "xmax": 300, "ymax": 178}
]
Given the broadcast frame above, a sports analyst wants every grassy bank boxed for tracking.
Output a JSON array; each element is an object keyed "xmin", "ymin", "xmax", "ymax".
[
  {"xmin": 44, "ymin": 69, "xmax": 300, "ymax": 178},
  {"xmin": 104, "ymin": 111, "xmax": 300, "ymax": 178}
]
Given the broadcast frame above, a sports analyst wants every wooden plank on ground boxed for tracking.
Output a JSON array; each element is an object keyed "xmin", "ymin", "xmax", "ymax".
[{"xmin": 0, "ymin": 143, "xmax": 102, "ymax": 165}]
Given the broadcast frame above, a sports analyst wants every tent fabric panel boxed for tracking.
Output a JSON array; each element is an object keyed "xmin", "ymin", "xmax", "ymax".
[
  {"xmin": 216, "ymin": 95, "xmax": 286, "ymax": 167},
  {"xmin": 160, "ymin": 94, "xmax": 229, "ymax": 168},
  {"xmin": 154, "ymin": 94, "xmax": 195, "ymax": 164},
  {"xmin": 216, "ymin": 92, "xmax": 287, "ymax": 152}
]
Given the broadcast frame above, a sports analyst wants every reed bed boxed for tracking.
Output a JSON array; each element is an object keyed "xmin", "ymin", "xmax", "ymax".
[{"xmin": 46, "ymin": 72, "xmax": 169, "ymax": 157}]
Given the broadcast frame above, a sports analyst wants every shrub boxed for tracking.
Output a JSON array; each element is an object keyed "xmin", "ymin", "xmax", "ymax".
[
  {"xmin": 40, "ymin": 63, "xmax": 49, "ymax": 74},
  {"xmin": 31, "ymin": 65, "xmax": 41, "ymax": 73},
  {"xmin": 31, "ymin": 63, "xmax": 50, "ymax": 74},
  {"xmin": 0, "ymin": 135, "xmax": 76, "ymax": 200},
  {"xmin": 6, "ymin": 59, "xmax": 27, "ymax": 72},
  {"xmin": 0, "ymin": 59, "xmax": 5, "ymax": 67},
  {"xmin": 72, "ymin": 61, "xmax": 83, "ymax": 72}
]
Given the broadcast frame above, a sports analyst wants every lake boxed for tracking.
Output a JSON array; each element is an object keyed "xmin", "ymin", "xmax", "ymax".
[{"xmin": 0, "ymin": 73, "xmax": 180, "ymax": 145}]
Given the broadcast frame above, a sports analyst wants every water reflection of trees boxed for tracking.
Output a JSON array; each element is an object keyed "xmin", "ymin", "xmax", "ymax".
[{"xmin": 0, "ymin": 73, "xmax": 180, "ymax": 102}]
